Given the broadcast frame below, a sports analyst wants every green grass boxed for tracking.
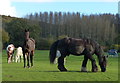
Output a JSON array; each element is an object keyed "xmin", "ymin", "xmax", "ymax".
[{"xmin": 2, "ymin": 50, "xmax": 119, "ymax": 81}]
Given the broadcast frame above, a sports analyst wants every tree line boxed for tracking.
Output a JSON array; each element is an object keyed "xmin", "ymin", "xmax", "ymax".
[
  {"xmin": 25, "ymin": 12, "xmax": 119, "ymax": 46},
  {"xmin": 2, "ymin": 12, "xmax": 120, "ymax": 51}
]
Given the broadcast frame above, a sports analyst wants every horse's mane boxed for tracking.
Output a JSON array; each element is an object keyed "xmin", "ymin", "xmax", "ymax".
[
  {"xmin": 66, "ymin": 37, "xmax": 96, "ymax": 44},
  {"xmin": 66, "ymin": 37, "xmax": 102, "ymax": 52},
  {"xmin": 61, "ymin": 37, "xmax": 101, "ymax": 48},
  {"xmin": 29, "ymin": 38, "xmax": 35, "ymax": 43}
]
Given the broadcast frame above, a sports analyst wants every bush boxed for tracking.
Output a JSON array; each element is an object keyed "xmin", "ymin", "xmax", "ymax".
[
  {"xmin": 36, "ymin": 38, "xmax": 55, "ymax": 50},
  {"xmin": 58, "ymin": 35, "xmax": 68, "ymax": 40}
]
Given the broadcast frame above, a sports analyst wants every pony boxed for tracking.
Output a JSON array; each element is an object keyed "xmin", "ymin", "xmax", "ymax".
[
  {"xmin": 6, "ymin": 44, "xmax": 15, "ymax": 63},
  {"xmin": 23, "ymin": 29, "xmax": 35, "ymax": 68},
  {"xmin": 49, "ymin": 37, "xmax": 108, "ymax": 72},
  {"xmin": 15, "ymin": 47, "xmax": 23, "ymax": 63}
]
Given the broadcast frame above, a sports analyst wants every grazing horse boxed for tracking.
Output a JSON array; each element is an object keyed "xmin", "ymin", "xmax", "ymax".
[
  {"xmin": 49, "ymin": 37, "xmax": 108, "ymax": 72},
  {"xmin": 23, "ymin": 29, "xmax": 35, "ymax": 68},
  {"xmin": 6, "ymin": 44, "xmax": 15, "ymax": 63},
  {"xmin": 15, "ymin": 47, "xmax": 23, "ymax": 63}
]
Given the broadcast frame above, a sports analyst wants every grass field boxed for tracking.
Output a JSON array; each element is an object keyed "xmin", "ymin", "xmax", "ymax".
[{"xmin": 2, "ymin": 50, "xmax": 119, "ymax": 81}]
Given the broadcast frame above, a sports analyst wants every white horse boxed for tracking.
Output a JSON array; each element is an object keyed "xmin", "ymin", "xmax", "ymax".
[
  {"xmin": 15, "ymin": 47, "xmax": 23, "ymax": 63},
  {"xmin": 6, "ymin": 44, "xmax": 15, "ymax": 63}
]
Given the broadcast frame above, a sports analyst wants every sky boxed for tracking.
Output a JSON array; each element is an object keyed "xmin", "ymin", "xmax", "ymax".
[{"xmin": 0, "ymin": 0, "xmax": 120, "ymax": 17}]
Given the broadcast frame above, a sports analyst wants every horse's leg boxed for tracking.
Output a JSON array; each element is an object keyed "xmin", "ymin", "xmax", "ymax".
[
  {"xmin": 19, "ymin": 55, "xmax": 21, "ymax": 62},
  {"xmin": 81, "ymin": 56, "xmax": 88, "ymax": 72},
  {"xmin": 20, "ymin": 55, "xmax": 22, "ymax": 62},
  {"xmin": 30, "ymin": 51, "xmax": 33, "ymax": 67},
  {"xmin": 23, "ymin": 52, "xmax": 26, "ymax": 68},
  {"xmin": 87, "ymin": 55, "xmax": 98, "ymax": 72},
  {"xmin": 9, "ymin": 56, "xmax": 12, "ymax": 63},
  {"xmin": 7, "ymin": 53, "xmax": 11, "ymax": 63},
  {"xmin": 18, "ymin": 55, "xmax": 20, "ymax": 63},
  {"xmin": 15, "ymin": 55, "xmax": 18, "ymax": 63},
  {"xmin": 27, "ymin": 52, "xmax": 30, "ymax": 68},
  {"xmin": 11, "ymin": 54, "xmax": 12, "ymax": 62},
  {"xmin": 12, "ymin": 51, "xmax": 15, "ymax": 62},
  {"xmin": 21, "ymin": 54, "xmax": 23, "ymax": 62},
  {"xmin": 58, "ymin": 56, "xmax": 67, "ymax": 72},
  {"xmin": 7, "ymin": 52, "xmax": 9, "ymax": 63},
  {"xmin": 30, "ymin": 55, "xmax": 33, "ymax": 67}
]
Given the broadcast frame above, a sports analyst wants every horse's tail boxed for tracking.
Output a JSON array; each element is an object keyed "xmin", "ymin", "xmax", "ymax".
[{"xmin": 49, "ymin": 40, "xmax": 59, "ymax": 64}]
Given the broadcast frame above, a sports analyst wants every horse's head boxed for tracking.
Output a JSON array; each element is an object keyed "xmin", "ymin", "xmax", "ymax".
[
  {"xmin": 100, "ymin": 55, "xmax": 108, "ymax": 72},
  {"xmin": 25, "ymin": 29, "xmax": 30, "ymax": 40},
  {"xmin": 25, "ymin": 29, "xmax": 29, "ymax": 32}
]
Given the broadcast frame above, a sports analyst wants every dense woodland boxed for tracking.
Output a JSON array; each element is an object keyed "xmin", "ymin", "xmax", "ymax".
[{"xmin": 1, "ymin": 12, "xmax": 120, "ymax": 51}]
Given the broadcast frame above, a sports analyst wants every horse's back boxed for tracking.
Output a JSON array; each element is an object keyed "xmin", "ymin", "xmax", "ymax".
[
  {"xmin": 69, "ymin": 38, "xmax": 85, "ymax": 45},
  {"xmin": 67, "ymin": 38, "xmax": 85, "ymax": 55},
  {"xmin": 67, "ymin": 37, "xmax": 96, "ymax": 55},
  {"xmin": 6, "ymin": 44, "xmax": 15, "ymax": 54},
  {"xmin": 17, "ymin": 47, "xmax": 23, "ymax": 54},
  {"xmin": 17, "ymin": 47, "xmax": 22, "ymax": 50},
  {"xmin": 56, "ymin": 37, "xmax": 85, "ymax": 55},
  {"xmin": 56, "ymin": 37, "xmax": 101, "ymax": 55}
]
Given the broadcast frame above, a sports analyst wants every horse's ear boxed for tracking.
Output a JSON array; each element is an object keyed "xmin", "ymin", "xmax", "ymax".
[
  {"xmin": 103, "ymin": 55, "xmax": 108, "ymax": 61},
  {"xmin": 103, "ymin": 55, "xmax": 108, "ymax": 58},
  {"xmin": 102, "ymin": 56, "xmax": 105, "ymax": 60},
  {"xmin": 66, "ymin": 37, "xmax": 70, "ymax": 44},
  {"xmin": 103, "ymin": 56, "xmax": 105, "ymax": 59},
  {"xmin": 27, "ymin": 29, "xmax": 29, "ymax": 31},
  {"xmin": 25, "ymin": 29, "xmax": 27, "ymax": 32},
  {"xmin": 25, "ymin": 29, "xmax": 29, "ymax": 32}
]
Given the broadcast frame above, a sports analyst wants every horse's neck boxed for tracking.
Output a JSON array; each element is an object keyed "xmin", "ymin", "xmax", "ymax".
[
  {"xmin": 25, "ymin": 38, "xmax": 30, "ymax": 41},
  {"xmin": 25, "ymin": 32, "xmax": 30, "ymax": 40},
  {"xmin": 25, "ymin": 37, "xmax": 29, "ymax": 40}
]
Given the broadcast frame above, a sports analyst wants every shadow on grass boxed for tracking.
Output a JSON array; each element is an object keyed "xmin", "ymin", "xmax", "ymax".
[{"xmin": 38, "ymin": 70, "xmax": 100, "ymax": 73}]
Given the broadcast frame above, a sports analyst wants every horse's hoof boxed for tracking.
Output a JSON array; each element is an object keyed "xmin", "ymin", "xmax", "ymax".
[
  {"xmin": 92, "ymin": 69, "xmax": 98, "ymax": 72},
  {"xmin": 58, "ymin": 68, "xmax": 67, "ymax": 72},
  {"xmin": 101, "ymin": 68, "xmax": 106, "ymax": 72},
  {"xmin": 60, "ymin": 69, "xmax": 67, "ymax": 72},
  {"xmin": 59, "ymin": 68, "xmax": 67, "ymax": 72},
  {"xmin": 24, "ymin": 66, "xmax": 26, "ymax": 68},
  {"xmin": 81, "ymin": 67, "xmax": 87, "ymax": 72},
  {"xmin": 27, "ymin": 66, "xmax": 30, "ymax": 68},
  {"xmin": 58, "ymin": 65, "xmax": 67, "ymax": 72},
  {"xmin": 101, "ymin": 70, "xmax": 106, "ymax": 72}
]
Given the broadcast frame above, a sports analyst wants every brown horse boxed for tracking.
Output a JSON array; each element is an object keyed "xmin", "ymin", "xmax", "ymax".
[
  {"xmin": 6, "ymin": 44, "xmax": 15, "ymax": 63},
  {"xmin": 23, "ymin": 29, "xmax": 35, "ymax": 68},
  {"xmin": 49, "ymin": 37, "xmax": 108, "ymax": 72}
]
